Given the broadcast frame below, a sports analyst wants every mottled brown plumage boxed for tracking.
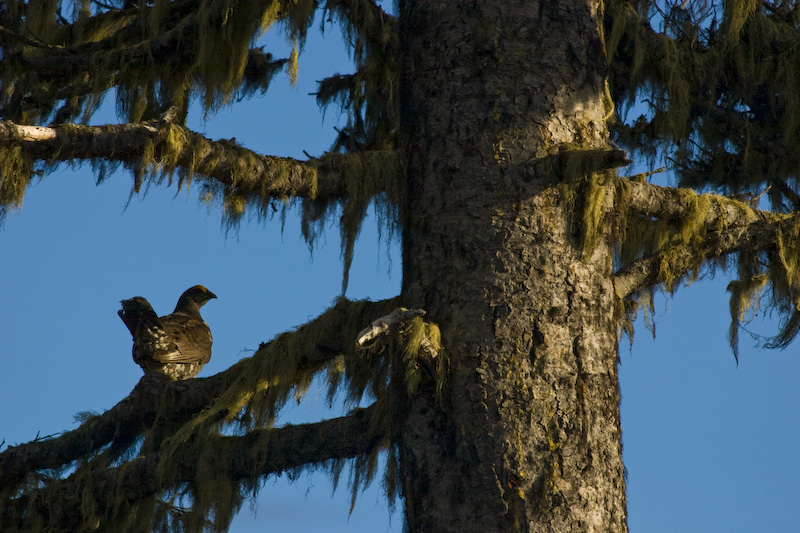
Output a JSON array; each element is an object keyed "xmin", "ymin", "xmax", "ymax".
[{"xmin": 119, "ymin": 285, "xmax": 216, "ymax": 380}]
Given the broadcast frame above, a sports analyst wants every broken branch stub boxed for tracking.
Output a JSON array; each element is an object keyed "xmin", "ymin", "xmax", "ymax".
[{"xmin": 355, "ymin": 308, "xmax": 438, "ymax": 359}]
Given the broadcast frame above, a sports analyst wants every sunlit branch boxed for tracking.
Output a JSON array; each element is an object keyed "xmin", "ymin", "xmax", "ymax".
[
  {"xmin": 622, "ymin": 178, "xmax": 762, "ymax": 223},
  {"xmin": 0, "ymin": 116, "xmax": 355, "ymax": 200},
  {"xmin": 612, "ymin": 211, "xmax": 792, "ymax": 299}
]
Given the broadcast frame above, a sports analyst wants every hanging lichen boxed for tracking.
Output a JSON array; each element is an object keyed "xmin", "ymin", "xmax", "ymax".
[
  {"xmin": 0, "ymin": 144, "xmax": 34, "ymax": 220},
  {"xmin": 317, "ymin": 0, "xmax": 399, "ymax": 152},
  {"xmin": 581, "ymin": 171, "xmax": 613, "ymax": 258},
  {"xmin": 610, "ymin": 168, "xmax": 800, "ymax": 361},
  {"xmin": 0, "ymin": 0, "xmax": 315, "ymax": 125},
  {"xmin": 301, "ymin": 149, "xmax": 405, "ymax": 293},
  {"xmin": 605, "ymin": 0, "xmax": 800, "ymax": 204},
  {"xmin": 0, "ymin": 0, "xmax": 405, "ymax": 293},
  {"xmin": 727, "ymin": 273, "xmax": 768, "ymax": 362}
]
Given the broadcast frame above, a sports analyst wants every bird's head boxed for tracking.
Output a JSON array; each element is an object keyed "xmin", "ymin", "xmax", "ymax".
[{"xmin": 175, "ymin": 285, "xmax": 217, "ymax": 313}]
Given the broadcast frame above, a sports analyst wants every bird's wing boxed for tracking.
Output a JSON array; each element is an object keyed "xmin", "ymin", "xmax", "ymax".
[{"xmin": 154, "ymin": 312, "xmax": 213, "ymax": 365}]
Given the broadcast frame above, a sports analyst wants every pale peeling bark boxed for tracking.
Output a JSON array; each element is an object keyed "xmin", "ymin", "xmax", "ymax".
[
  {"xmin": 398, "ymin": 1, "xmax": 626, "ymax": 531},
  {"xmin": 356, "ymin": 309, "xmax": 426, "ymax": 346}
]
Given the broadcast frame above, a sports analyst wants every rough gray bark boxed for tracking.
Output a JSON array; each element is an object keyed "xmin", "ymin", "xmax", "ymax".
[{"xmin": 397, "ymin": 1, "xmax": 626, "ymax": 530}]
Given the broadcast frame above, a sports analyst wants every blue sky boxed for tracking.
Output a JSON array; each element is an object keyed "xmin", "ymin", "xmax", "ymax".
[{"xmin": 1, "ymin": 13, "xmax": 799, "ymax": 533}]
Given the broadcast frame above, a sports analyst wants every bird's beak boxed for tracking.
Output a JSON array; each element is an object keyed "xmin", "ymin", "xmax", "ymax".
[{"xmin": 207, "ymin": 290, "xmax": 217, "ymax": 300}]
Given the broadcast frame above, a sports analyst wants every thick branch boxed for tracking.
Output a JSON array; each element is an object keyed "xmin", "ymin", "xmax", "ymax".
[
  {"xmin": 2, "ymin": 405, "xmax": 383, "ymax": 530},
  {"xmin": 612, "ymin": 179, "xmax": 796, "ymax": 298},
  {"xmin": 613, "ymin": 211, "xmax": 792, "ymax": 298},
  {"xmin": 0, "ymin": 118, "xmax": 355, "ymax": 200},
  {"xmin": 0, "ymin": 298, "xmax": 397, "ymax": 489},
  {"xmin": 622, "ymin": 178, "xmax": 760, "ymax": 223}
]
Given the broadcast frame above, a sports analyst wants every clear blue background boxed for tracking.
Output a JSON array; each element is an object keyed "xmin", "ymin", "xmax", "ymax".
[{"xmin": 1, "ymin": 16, "xmax": 798, "ymax": 533}]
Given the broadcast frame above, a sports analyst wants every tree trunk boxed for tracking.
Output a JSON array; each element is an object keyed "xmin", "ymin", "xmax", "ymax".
[{"xmin": 398, "ymin": 1, "xmax": 627, "ymax": 531}]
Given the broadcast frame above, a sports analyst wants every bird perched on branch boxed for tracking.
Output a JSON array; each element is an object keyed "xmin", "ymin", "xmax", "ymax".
[{"xmin": 118, "ymin": 285, "xmax": 216, "ymax": 380}]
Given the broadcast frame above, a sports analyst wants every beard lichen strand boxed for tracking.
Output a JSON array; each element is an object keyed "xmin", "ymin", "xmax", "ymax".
[
  {"xmin": 0, "ymin": 144, "xmax": 34, "ymax": 218},
  {"xmin": 606, "ymin": 0, "xmax": 800, "ymax": 194}
]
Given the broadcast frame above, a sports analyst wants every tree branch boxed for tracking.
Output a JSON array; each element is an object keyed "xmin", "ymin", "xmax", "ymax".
[
  {"xmin": 1, "ymin": 1, "xmax": 194, "ymax": 70},
  {"xmin": 0, "ymin": 117, "xmax": 401, "ymax": 202},
  {"xmin": 610, "ymin": 179, "xmax": 798, "ymax": 298},
  {"xmin": 0, "ymin": 6, "xmax": 190, "ymax": 121},
  {"xmin": 0, "ymin": 297, "xmax": 397, "ymax": 490},
  {"xmin": 0, "ymin": 1, "xmax": 298, "ymax": 122},
  {"xmin": 622, "ymin": 178, "xmax": 758, "ymax": 223},
  {"xmin": 613, "ymin": 209, "xmax": 792, "ymax": 299},
  {"xmin": 5, "ymin": 48, "xmax": 285, "ymax": 118},
  {"xmin": 1, "ymin": 405, "xmax": 383, "ymax": 530},
  {"xmin": 0, "ymin": 4, "xmax": 144, "ymax": 51},
  {"xmin": 324, "ymin": 0, "xmax": 398, "ymax": 41}
]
